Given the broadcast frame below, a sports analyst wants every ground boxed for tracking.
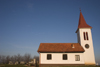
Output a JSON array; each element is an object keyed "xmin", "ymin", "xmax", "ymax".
[
  {"xmin": 0, "ymin": 64, "xmax": 100, "ymax": 67},
  {"xmin": 0, "ymin": 64, "xmax": 35, "ymax": 67}
]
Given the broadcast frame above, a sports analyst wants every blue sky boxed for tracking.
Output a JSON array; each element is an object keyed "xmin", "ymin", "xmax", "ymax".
[{"xmin": 0, "ymin": 0, "xmax": 100, "ymax": 64}]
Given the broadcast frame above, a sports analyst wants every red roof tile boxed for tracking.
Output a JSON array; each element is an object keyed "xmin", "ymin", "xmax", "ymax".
[
  {"xmin": 37, "ymin": 43, "xmax": 84, "ymax": 52},
  {"xmin": 78, "ymin": 11, "xmax": 92, "ymax": 28}
]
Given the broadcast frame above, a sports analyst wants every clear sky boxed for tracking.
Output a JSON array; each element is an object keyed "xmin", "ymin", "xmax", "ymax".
[{"xmin": 0, "ymin": 0, "xmax": 100, "ymax": 64}]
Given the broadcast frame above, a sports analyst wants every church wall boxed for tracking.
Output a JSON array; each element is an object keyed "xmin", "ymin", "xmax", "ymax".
[
  {"xmin": 40, "ymin": 53, "xmax": 84, "ymax": 64},
  {"xmin": 79, "ymin": 28, "xmax": 95, "ymax": 65},
  {"xmin": 77, "ymin": 30, "xmax": 80, "ymax": 44}
]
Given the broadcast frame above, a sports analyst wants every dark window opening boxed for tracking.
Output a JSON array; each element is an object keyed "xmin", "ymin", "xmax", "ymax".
[
  {"xmin": 63, "ymin": 54, "xmax": 67, "ymax": 60},
  {"xmin": 75, "ymin": 55, "xmax": 80, "ymax": 61},
  {"xmin": 85, "ymin": 44, "xmax": 89, "ymax": 49},
  {"xmin": 86, "ymin": 32, "xmax": 89, "ymax": 40},
  {"xmin": 83, "ymin": 32, "xmax": 86, "ymax": 40},
  {"xmin": 47, "ymin": 54, "xmax": 51, "ymax": 60}
]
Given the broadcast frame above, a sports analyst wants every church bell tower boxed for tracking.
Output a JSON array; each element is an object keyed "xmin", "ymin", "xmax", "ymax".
[{"xmin": 76, "ymin": 10, "xmax": 95, "ymax": 65}]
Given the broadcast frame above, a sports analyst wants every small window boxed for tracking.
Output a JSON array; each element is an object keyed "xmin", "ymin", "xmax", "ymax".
[
  {"xmin": 83, "ymin": 32, "xmax": 89, "ymax": 40},
  {"xmin": 86, "ymin": 32, "xmax": 89, "ymax": 40},
  {"xmin": 47, "ymin": 54, "xmax": 51, "ymax": 60},
  {"xmin": 75, "ymin": 55, "xmax": 80, "ymax": 61},
  {"xmin": 83, "ymin": 32, "xmax": 86, "ymax": 40},
  {"xmin": 63, "ymin": 54, "xmax": 67, "ymax": 60}
]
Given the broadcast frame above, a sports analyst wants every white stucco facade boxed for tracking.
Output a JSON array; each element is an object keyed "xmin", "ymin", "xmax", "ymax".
[
  {"xmin": 37, "ymin": 11, "xmax": 96, "ymax": 66},
  {"xmin": 38, "ymin": 28, "xmax": 96, "ymax": 65},
  {"xmin": 77, "ymin": 28, "xmax": 95, "ymax": 65},
  {"xmin": 40, "ymin": 53, "xmax": 84, "ymax": 64}
]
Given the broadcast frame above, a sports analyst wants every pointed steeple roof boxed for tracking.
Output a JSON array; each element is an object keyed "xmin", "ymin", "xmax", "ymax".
[{"xmin": 78, "ymin": 10, "xmax": 92, "ymax": 28}]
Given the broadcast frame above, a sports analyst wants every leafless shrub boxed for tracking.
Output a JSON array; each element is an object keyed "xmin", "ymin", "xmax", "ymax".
[
  {"xmin": 0, "ymin": 53, "xmax": 35, "ymax": 64},
  {"xmin": 24, "ymin": 53, "xmax": 31, "ymax": 63},
  {"xmin": 33, "ymin": 56, "xmax": 39, "ymax": 62},
  {"xmin": 1, "ymin": 56, "xmax": 6, "ymax": 64},
  {"xmin": 5, "ymin": 55, "xmax": 10, "ymax": 64}
]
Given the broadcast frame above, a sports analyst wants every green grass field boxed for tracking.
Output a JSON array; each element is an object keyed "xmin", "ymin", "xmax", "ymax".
[
  {"xmin": 61, "ymin": 66, "xmax": 100, "ymax": 67},
  {"xmin": 0, "ymin": 64, "xmax": 27, "ymax": 67},
  {"xmin": 0, "ymin": 64, "xmax": 100, "ymax": 67}
]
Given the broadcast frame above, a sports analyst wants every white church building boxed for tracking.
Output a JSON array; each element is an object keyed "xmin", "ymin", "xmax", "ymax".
[{"xmin": 37, "ymin": 10, "xmax": 96, "ymax": 67}]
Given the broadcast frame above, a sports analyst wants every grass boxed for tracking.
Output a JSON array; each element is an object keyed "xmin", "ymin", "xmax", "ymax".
[
  {"xmin": 60, "ymin": 66, "xmax": 100, "ymax": 67},
  {"xmin": 40, "ymin": 65, "xmax": 100, "ymax": 67},
  {"xmin": 0, "ymin": 64, "xmax": 27, "ymax": 67},
  {"xmin": 0, "ymin": 64, "xmax": 100, "ymax": 67}
]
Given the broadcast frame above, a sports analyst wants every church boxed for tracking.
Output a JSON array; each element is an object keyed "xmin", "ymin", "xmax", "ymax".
[{"xmin": 37, "ymin": 10, "xmax": 96, "ymax": 67}]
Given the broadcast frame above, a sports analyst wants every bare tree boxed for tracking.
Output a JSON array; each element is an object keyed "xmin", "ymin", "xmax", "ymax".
[
  {"xmin": 5, "ymin": 55, "xmax": 10, "ymax": 64},
  {"xmin": 1, "ymin": 56, "xmax": 6, "ymax": 64},
  {"xmin": 17, "ymin": 54, "xmax": 21, "ymax": 63},
  {"xmin": 10, "ymin": 56, "xmax": 14, "ymax": 64},
  {"xmin": 0, "ymin": 54, "xmax": 33, "ymax": 64},
  {"xmin": 0, "ymin": 55, "xmax": 1, "ymax": 64},
  {"xmin": 13, "ymin": 55, "xmax": 17, "ymax": 63},
  {"xmin": 33, "ymin": 56, "xmax": 39, "ymax": 63},
  {"xmin": 24, "ymin": 53, "xmax": 31, "ymax": 63},
  {"xmin": 20, "ymin": 56, "xmax": 24, "ymax": 61},
  {"xmin": 0, "ymin": 55, "xmax": 1, "ymax": 60}
]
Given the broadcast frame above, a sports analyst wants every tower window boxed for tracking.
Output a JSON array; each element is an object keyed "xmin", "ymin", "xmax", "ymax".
[
  {"xmin": 83, "ymin": 32, "xmax": 89, "ymax": 40},
  {"xmin": 86, "ymin": 32, "xmax": 89, "ymax": 40},
  {"xmin": 83, "ymin": 32, "xmax": 86, "ymax": 40}
]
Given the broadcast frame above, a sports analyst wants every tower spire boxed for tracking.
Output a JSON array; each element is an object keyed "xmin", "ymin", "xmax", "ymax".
[{"xmin": 78, "ymin": 10, "xmax": 92, "ymax": 28}]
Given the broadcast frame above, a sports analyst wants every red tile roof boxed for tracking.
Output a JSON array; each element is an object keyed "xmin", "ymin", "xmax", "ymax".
[
  {"xmin": 78, "ymin": 11, "xmax": 92, "ymax": 28},
  {"xmin": 37, "ymin": 43, "xmax": 85, "ymax": 53}
]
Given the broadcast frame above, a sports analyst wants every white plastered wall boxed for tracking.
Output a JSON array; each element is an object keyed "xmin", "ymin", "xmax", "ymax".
[
  {"xmin": 78, "ymin": 28, "xmax": 95, "ymax": 64},
  {"xmin": 40, "ymin": 53, "xmax": 84, "ymax": 64}
]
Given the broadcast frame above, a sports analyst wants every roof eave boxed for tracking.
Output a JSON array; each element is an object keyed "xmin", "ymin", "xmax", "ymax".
[
  {"xmin": 76, "ymin": 27, "xmax": 92, "ymax": 33},
  {"xmin": 38, "ymin": 51, "xmax": 85, "ymax": 53}
]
